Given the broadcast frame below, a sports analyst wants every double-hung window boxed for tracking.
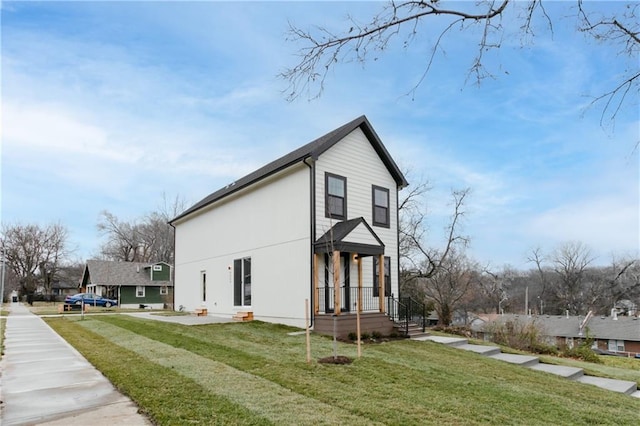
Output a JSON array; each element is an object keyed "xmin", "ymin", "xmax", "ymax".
[
  {"xmin": 372, "ymin": 185, "xmax": 390, "ymax": 227},
  {"xmin": 325, "ymin": 173, "xmax": 346, "ymax": 220},
  {"xmin": 136, "ymin": 286, "xmax": 145, "ymax": 298}
]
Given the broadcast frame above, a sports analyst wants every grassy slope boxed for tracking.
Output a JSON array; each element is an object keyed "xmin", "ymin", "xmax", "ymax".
[{"xmin": 46, "ymin": 316, "xmax": 640, "ymax": 425}]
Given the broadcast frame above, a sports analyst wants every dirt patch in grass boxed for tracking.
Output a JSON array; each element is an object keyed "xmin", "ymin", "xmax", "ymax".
[{"xmin": 318, "ymin": 355, "xmax": 353, "ymax": 365}]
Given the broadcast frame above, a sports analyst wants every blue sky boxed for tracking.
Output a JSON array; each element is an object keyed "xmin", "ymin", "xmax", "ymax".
[{"xmin": 2, "ymin": 1, "xmax": 638, "ymax": 269}]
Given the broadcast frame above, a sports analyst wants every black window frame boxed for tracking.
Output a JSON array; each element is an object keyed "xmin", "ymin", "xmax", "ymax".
[
  {"xmin": 373, "ymin": 256, "xmax": 391, "ymax": 297},
  {"xmin": 201, "ymin": 271, "xmax": 207, "ymax": 302},
  {"xmin": 325, "ymin": 172, "xmax": 347, "ymax": 220},
  {"xmin": 234, "ymin": 257, "xmax": 252, "ymax": 307},
  {"xmin": 372, "ymin": 185, "xmax": 390, "ymax": 228}
]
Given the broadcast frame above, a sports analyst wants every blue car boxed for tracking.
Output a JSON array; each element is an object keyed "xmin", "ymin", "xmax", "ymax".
[{"xmin": 65, "ymin": 293, "xmax": 118, "ymax": 308}]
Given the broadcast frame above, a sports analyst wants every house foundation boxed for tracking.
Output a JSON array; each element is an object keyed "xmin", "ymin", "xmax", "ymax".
[{"xmin": 314, "ymin": 312, "xmax": 394, "ymax": 339}]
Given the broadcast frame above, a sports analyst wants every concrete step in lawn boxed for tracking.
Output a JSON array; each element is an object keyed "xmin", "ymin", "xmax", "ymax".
[
  {"xmin": 576, "ymin": 376, "xmax": 638, "ymax": 396},
  {"xmin": 421, "ymin": 336, "xmax": 639, "ymax": 397},
  {"xmin": 530, "ymin": 363, "xmax": 584, "ymax": 380},
  {"xmin": 489, "ymin": 352, "xmax": 540, "ymax": 367},
  {"xmin": 457, "ymin": 343, "xmax": 501, "ymax": 356},
  {"xmin": 420, "ymin": 335, "xmax": 468, "ymax": 346}
]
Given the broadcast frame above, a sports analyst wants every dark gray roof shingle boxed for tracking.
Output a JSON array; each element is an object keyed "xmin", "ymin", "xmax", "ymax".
[
  {"xmin": 84, "ymin": 260, "xmax": 172, "ymax": 287},
  {"xmin": 171, "ymin": 115, "xmax": 408, "ymax": 223}
]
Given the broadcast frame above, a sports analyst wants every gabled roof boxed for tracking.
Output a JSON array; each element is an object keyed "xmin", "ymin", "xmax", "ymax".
[
  {"xmin": 82, "ymin": 260, "xmax": 172, "ymax": 288},
  {"xmin": 314, "ymin": 217, "xmax": 385, "ymax": 256},
  {"xmin": 171, "ymin": 115, "xmax": 408, "ymax": 223}
]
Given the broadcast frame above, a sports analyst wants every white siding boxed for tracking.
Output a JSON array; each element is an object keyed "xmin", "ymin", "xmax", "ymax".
[
  {"xmin": 315, "ymin": 128, "xmax": 400, "ymax": 298},
  {"xmin": 174, "ymin": 163, "xmax": 311, "ymax": 327},
  {"xmin": 342, "ymin": 223, "xmax": 382, "ymax": 246}
]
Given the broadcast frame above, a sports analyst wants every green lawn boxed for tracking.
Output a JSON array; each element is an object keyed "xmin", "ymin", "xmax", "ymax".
[
  {"xmin": 46, "ymin": 316, "xmax": 640, "ymax": 425},
  {"xmin": 27, "ymin": 302, "xmax": 164, "ymax": 316}
]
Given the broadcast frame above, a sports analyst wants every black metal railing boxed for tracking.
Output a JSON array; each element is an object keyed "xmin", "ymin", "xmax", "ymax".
[
  {"xmin": 388, "ymin": 295, "xmax": 426, "ymax": 336},
  {"xmin": 318, "ymin": 286, "xmax": 383, "ymax": 313}
]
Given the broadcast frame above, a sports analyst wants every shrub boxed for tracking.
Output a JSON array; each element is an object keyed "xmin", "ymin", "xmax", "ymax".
[
  {"xmin": 561, "ymin": 337, "xmax": 602, "ymax": 363},
  {"xmin": 360, "ymin": 332, "xmax": 371, "ymax": 341},
  {"xmin": 432, "ymin": 325, "xmax": 471, "ymax": 337},
  {"xmin": 484, "ymin": 318, "xmax": 552, "ymax": 354},
  {"xmin": 371, "ymin": 331, "xmax": 382, "ymax": 340},
  {"xmin": 347, "ymin": 332, "xmax": 358, "ymax": 341}
]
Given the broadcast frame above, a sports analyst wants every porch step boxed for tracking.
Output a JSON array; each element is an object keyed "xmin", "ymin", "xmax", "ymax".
[
  {"xmin": 233, "ymin": 311, "xmax": 254, "ymax": 322},
  {"xmin": 393, "ymin": 322, "xmax": 430, "ymax": 339},
  {"xmin": 406, "ymin": 324, "xmax": 429, "ymax": 339}
]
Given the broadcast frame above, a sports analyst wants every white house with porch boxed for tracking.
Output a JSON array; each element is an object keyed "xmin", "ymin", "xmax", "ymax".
[{"xmin": 170, "ymin": 116, "xmax": 410, "ymax": 337}]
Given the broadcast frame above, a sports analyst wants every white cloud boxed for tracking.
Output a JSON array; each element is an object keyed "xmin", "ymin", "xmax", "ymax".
[
  {"xmin": 527, "ymin": 195, "xmax": 639, "ymax": 261},
  {"xmin": 4, "ymin": 102, "xmax": 144, "ymax": 163}
]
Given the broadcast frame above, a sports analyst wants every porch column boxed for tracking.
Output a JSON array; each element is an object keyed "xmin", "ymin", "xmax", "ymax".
[
  {"xmin": 356, "ymin": 254, "xmax": 363, "ymax": 313},
  {"xmin": 313, "ymin": 253, "xmax": 319, "ymax": 314},
  {"xmin": 378, "ymin": 254, "xmax": 385, "ymax": 313},
  {"xmin": 333, "ymin": 250, "xmax": 341, "ymax": 315}
]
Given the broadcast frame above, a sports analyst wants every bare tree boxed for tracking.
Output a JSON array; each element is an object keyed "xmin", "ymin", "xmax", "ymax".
[
  {"xmin": 475, "ymin": 266, "xmax": 513, "ymax": 315},
  {"xmin": 97, "ymin": 194, "xmax": 187, "ymax": 264},
  {"xmin": 408, "ymin": 187, "xmax": 471, "ymax": 279},
  {"xmin": 97, "ymin": 211, "xmax": 143, "ymax": 262},
  {"xmin": 527, "ymin": 246, "xmax": 551, "ymax": 312},
  {"xmin": 551, "ymin": 241, "xmax": 595, "ymax": 315},
  {"xmin": 0, "ymin": 223, "xmax": 69, "ymax": 298},
  {"xmin": 398, "ymin": 172, "xmax": 431, "ymax": 271},
  {"xmin": 592, "ymin": 257, "xmax": 640, "ymax": 313},
  {"xmin": 282, "ymin": 1, "xmax": 638, "ymax": 123},
  {"xmin": 398, "ymin": 184, "xmax": 472, "ymax": 325},
  {"xmin": 421, "ymin": 249, "xmax": 479, "ymax": 325}
]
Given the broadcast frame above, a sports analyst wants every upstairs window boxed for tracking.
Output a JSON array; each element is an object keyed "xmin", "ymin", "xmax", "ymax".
[
  {"xmin": 372, "ymin": 185, "xmax": 390, "ymax": 227},
  {"xmin": 325, "ymin": 173, "xmax": 347, "ymax": 220}
]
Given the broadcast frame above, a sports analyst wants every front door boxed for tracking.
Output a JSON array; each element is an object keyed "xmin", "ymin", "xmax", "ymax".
[
  {"xmin": 341, "ymin": 253, "xmax": 350, "ymax": 312},
  {"xmin": 323, "ymin": 253, "xmax": 351, "ymax": 313}
]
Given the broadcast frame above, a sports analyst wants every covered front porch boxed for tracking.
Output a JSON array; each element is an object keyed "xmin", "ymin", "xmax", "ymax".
[{"xmin": 312, "ymin": 218, "xmax": 395, "ymax": 338}]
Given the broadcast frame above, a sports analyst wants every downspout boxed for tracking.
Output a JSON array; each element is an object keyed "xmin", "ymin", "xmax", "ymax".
[
  {"xmin": 169, "ymin": 221, "xmax": 176, "ymax": 311},
  {"xmin": 396, "ymin": 183, "xmax": 402, "ymax": 301},
  {"xmin": 303, "ymin": 157, "xmax": 315, "ymax": 328}
]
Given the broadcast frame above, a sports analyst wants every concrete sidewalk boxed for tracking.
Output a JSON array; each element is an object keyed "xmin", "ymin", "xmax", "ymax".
[{"xmin": 0, "ymin": 302, "xmax": 151, "ymax": 426}]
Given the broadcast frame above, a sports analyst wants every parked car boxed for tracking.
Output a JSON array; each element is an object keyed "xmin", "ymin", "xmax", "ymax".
[{"xmin": 64, "ymin": 293, "xmax": 118, "ymax": 308}]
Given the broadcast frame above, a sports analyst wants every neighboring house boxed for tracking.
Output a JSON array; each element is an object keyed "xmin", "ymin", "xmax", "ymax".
[
  {"xmin": 52, "ymin": 266, "xmax": 83, "ymax": 297},
  {"xmin": 81, "ymin": 260, "xmax": 174, "ymax": 309},
  {"xmin": 472, "ymin": 313, "xmax": 640, "ymax": 357},
  {"xmin": 51, "ymin": 280, "xmax": 78, "ymax": 297},
  {"xmin": 171, "ymin": 115, "xmax": 408, "ymax": 337}
]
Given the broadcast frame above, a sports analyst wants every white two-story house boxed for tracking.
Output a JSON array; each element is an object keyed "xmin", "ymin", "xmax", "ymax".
[{"xmin": 170, "ymin": 115, "xmax": 408, "ymax": 337}]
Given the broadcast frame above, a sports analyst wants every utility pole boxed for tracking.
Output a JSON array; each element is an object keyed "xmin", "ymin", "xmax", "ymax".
[{"xmin": 1, "ymin": 250, "xmax": 6, "ymax": 305}]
